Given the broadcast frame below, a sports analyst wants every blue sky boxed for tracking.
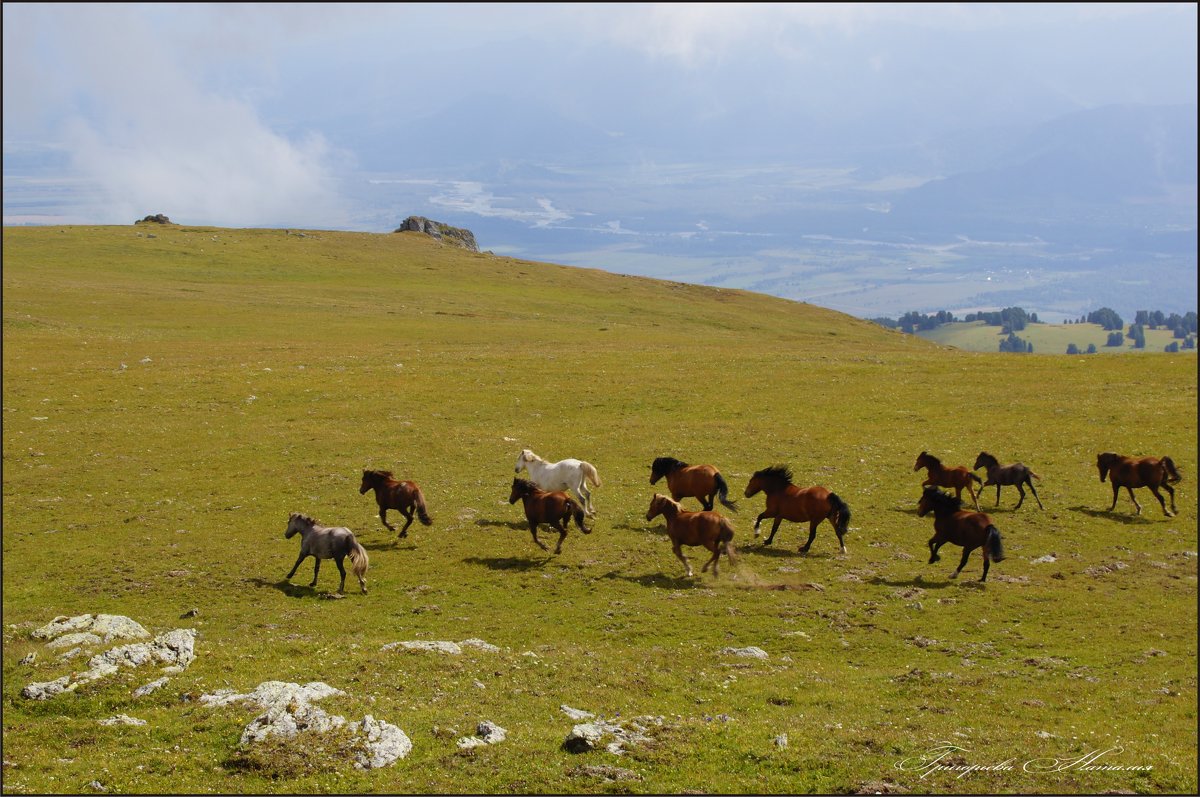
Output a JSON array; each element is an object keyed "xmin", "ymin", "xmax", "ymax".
[{"xmin": 5, "ymin": 3, "xmax": 1195, "ymax": 228}]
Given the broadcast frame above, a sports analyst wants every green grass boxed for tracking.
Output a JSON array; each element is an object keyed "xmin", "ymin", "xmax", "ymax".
[
  {"xmin": 916, "ymin": 320, "xmax": 1195, "ymax": 354},
  {"xmin": 3, "ymin": 225, "xmax": 1197, "ymax": 794}
]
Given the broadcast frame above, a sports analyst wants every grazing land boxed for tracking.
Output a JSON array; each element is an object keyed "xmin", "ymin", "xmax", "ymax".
[
  {"xmin": 2, "ymin": 225, "xmax": 1196, "ymax": 794},
  {"xmin": 915, "ymin": 320, "xmax": 1194, "ymax": 354}
]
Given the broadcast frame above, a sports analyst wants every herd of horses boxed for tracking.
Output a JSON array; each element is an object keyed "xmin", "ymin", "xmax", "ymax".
[{"xmin": 284, "ymin": 448, "xmax": 1184, "ymax": 593}]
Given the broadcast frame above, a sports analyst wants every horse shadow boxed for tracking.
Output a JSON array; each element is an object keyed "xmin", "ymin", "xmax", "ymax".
[
  {"xmin": 361, "ymin": 540, "xmax": 417, "ymax": 552},
  {"xmin": 1068, "ymin": 505, "xmax": 1155, "ymax": 525},
  {"xmin": 868, "ymin": 576, "xmax": 955, "ymax": 590},
  {"xmin": 474, "ymin": 518, "xmax": 529, "ymax": 532},
  {"xmin": 463, "ymin": 555, "xmax": 551, "ymax": 571},
  {"xmin": 600, "ymin": 570, "xmax": 708, "ymax": 591},
  {"xmin": 246, "ymin": 577, "xmax": 332, "ymax": 599},
  {"xmin": 749, "ymin": 544, "xmax": 812, "ymax": 559},
  {"xmin": 889, "ymin": 507, "xmax": 922, "ymax": 516}
]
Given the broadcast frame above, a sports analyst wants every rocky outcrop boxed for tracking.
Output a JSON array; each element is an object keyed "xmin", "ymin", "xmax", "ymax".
[
  {"xmin": 394, "ymin": 216, "xmax": 478, "ymax": 252},
  {"xmin": 135, "ymin": 214, "xmax": 174, "ymax": 225}
]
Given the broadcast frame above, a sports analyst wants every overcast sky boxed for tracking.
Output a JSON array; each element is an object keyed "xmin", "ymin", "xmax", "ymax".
[{"xmin": 4, "ymin": 3, "xmax": 1196, "ymax": 228}]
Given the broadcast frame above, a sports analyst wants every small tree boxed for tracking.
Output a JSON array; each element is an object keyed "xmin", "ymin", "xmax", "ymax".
[
  {"xmin": 1086, "ymin": 343, "xmax": 1097, "ymax": 354},
  {"xmin": 1165, "ymin": 341, "xmax": 1180, "ymax": 353},
  {"xmin": 1106, "ymin": 331, "xmax": 1125, "ymax": 347},
  {"xmin": 1066, "ymin": 343, "xmax": 1080, "ymax": 355}
]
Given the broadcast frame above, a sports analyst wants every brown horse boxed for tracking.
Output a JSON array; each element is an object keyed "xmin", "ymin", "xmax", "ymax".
[
  {"xmin": 648, "ymin": 457, "xmax": 737, "ymax": 512},
  {"xmin": 973, "ymin": 451, "xmax": 1044, "ymax": 510},
  {"xmin": 508, "ymin": 477, "xmax": 591, "ymax": 554},
  {"xmin": 645, "ymin": 494, "xmax": 736, "ymax": 578},
  {"xmin": 914, "ymin": 451, "xmax": 982, "ymax": 510},
  {"xmin": 360, "ymin": 470, "xmax": 433, "ymax": 539},
  {"xmin": 743, "ymin": 465, "xmax": 852, "ymax": 554},
  {"xmin": 917, "ymin": 487, "xmax": 1006, "ymax": 582},
  {"xmin": 1097, "ymin": 452, "xmax": 1181, "ymax": 517}
]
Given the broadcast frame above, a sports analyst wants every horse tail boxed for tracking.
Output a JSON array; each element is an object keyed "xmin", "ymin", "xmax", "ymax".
[
  {"xmin": 714, "ymin": 472, "xmax": 738, "ymax": 511},
  {"xmin": 571, "ymin": 500, "xmax": 592, "ymax": 534},
  {"xmin": 348, "ymin": 538, "xmax": 370, "ymax": 579},
  {"xmin": 1029, "ymin": 470, "xmax": 1042, "ymax": 482},
  {"xmin": 985, "ymin": 526, "xmax": 1006, "ymax": 563},
  {"xmin": 970, "ymin": 472, "xmax": 983, "ymax": 486},
  {"xmin": 719, "ymin": 519, "xmax": 736, "ymax": 563},
  {"xmin": 415, "ymin": 489, "xmax": 434, "ymax": 525},
  {"xmin": 827, "ymin": 492, "xmax": 851, "ymax": 537},
  {"xmin": 1162, "ymin": 456, "xmax": 1182, "ymax": 484},
  {"xmin": 581, "ymin": 461, "xmax": 602, "ymax": 488}
]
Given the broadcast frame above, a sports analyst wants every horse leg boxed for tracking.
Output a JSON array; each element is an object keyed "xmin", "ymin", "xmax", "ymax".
[
  {"xmin": 951, "ymin": 546, "xmax": 973, "ymax": 579},
  {"xmin": 1126, "ymin": 487, "xmax": 1142, "ymax": 515},
  {"xmin": 553, "ymin": 521, "xmax": 567, "ymax": 555},
  {"xmin": 979, "ymin": 548, "xmax": 991, "ymax": 582},
  {"xmin": 529, "ymin": 522, "xmax": 549, "ymax": 552},
  {"xmin": 799, "ymin": 521, "xmax": 818, "ymax": 554},
  {"xmin": 286, "ymin": 552, "xmax": 308, "ymax": 581},
  {"xmin": 1162, "ymin": 481, "xmax": 1177, "ymax": 515},
  {"xmin": 1108, "ymin": 483, "xmax": 1121, "ymax": 511},
  {"xmin": 753, "ymin": 512, "xmax": 766, "ymax": 539},
  {"xmin": 673, "ymin": 542, "xmax": 693, "ymax": 578},
  {"xmin": 928, "ymin": 537, "xmax": 942, "ymax": 564},
  {"xmin": 1014, "ymin": 483, "xmax": 1025, "ymax": 509},
  {"xmin": 334, "ymin": 555, "xmax": 347, "ymax": 594},
  {"xmin": 379, "ymin": 508, "xmax": 396, "ymax": 533},
  {"xmin": 702, "ymin": 492, "xmax": 715, "ymax": 512},
  {"xmin": 967, "ymin": 484, "xmax": 980, "ymax": 511},
  {"xmin": 763, "ymin": 517, "xmax": 784, "ymax": 546},
  {"xmin": 995, "ymin": 483, "xmax": 1002, "ymax": 507},
  {"xmin": 577, "ymin": 481, "xmax": 595, "ymax": 516},
  {"xmin": 309, "ymin": 558, "xmax": 321, "ymax": 588},
  {"xmin": 399, "ymin": 507, "xmax": 415, "ymax": 538},
  {"xmin": 701, "ymin": 543, "xmax": 720, "ymax": 576},
  {"xmin": 1149, "ymin": 485, "xmax": 1172, "ymax": 517},
  {"xmin": 1026, "ymin": 478, "xmax": 1044, "ymax": 510}
]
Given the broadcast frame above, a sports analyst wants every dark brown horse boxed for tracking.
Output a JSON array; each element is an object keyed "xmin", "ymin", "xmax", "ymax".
[
  {"xmin": 508, "ymin": 477, "xmax": 591, "ymax": 554},
  {"xmin": 973, "ymin": 452, "xmax": 1043, "ymax": 510},
  {"xmin": 1097, "ymin": 452, "xmax": 1181, "ymax": 517},
  {"xmin": 360, "ymin": 470, "xmax": 433, "ymax": 539},
  {"xmin": 649, "ymin": 457, "xmax": 737, "ymax": 512},
  {"xmin": 743, "ymin": 465, "xmax": 852, "ymax": 554},
  {"xmin": 917, "ymin": 487, "xmax": 1006, "ymax": 582},
  {"xmin": 914, "ymin": 451, "xmax": 982, "ymax": 511},
  {"xmin": 645, "ymin": 494, "xmax": 736, "ymax": 578}
]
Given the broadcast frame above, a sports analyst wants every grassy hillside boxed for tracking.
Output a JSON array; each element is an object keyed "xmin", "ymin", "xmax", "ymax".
[
  {"xmin": 916, "ymin": 320, "xmax": 1195, "ymax": 354},
  {"xmin": 3, "ymin": 225, "xmax": 1197, "ymax": 794}
]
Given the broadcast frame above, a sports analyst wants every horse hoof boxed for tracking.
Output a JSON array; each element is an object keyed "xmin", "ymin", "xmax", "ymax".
[{"xmin": 949, "ymin": 572, "xmax": 959, "ymax": 579}]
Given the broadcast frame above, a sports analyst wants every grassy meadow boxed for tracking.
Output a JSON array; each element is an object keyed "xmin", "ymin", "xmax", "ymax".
[
  {"xmin": 915, "ymin": 320, "xmax": 1195, "ymax": 355},
  {"xmin": 2, "ymin": 225, "xmax": 1197, "ymax": 795}
]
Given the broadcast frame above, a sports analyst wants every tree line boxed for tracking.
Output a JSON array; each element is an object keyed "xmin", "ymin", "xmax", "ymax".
[{"xmin": 871, "ymin": 306, "xmax": 1198, "ymax": 354}]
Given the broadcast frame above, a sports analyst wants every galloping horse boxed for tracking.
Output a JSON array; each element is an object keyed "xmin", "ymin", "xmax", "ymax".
[
  {"xmin": 285, "ymin": 513, "xmax": 369, "ymax": 594},
  {"xmin": 914, "ymin": 451, "xmax": 982, "ymax": 511},
  {"xmin": 508, "ymin": 477, "xmax": 592, "ymax": 554},
  {"xmin": 1097, "ymin": 452, "xmax": 1182, "ymax": 517},
  {"xmin": 743, "ymin": 465, "xmax": 852, "ymax": 554},
  {"xmin": 649, "ymin": 457, "xmax": 737, "ymax": 512},
  {"xmin": 359, "ymin": 470, "xmax": 433, "ymax": 538},
  {"xmin": 645, "ymin": 494, "xmax": 736, "ymax": 578},
  {"xmin": 973, "ymin": 452, "xmax": 1043, "ymax": 510},
  {"xmin": 514, "ymin": 448, "xmax": 602, "ymax": 516},
  {"xmin": 916, "ymin": 487, "xmax": 1006, "ymax": 582}
]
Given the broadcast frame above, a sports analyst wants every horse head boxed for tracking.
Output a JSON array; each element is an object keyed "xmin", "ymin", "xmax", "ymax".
[
  {"xmin": 746, "ymin": 465, "xmax": 792, "ymax": 497},
  {"xmin": 515, "ymin": 449, "xmax": 534, "ymax": 473},
  {"xmin": 1097, "ymin": 452, "xmax": 1116, "ymax": 483},
  {"xmin": 646, "ymin": 494, "xmax": 670, "ymax": 521},
  {"xmin": 917, "ymin": 486, "xmax": 959, "ymax": 517},
  {"xmin": 285, "ymin": 512, "xmax": 311, "ymax": 538},
  {"xmin": 973, "ymin": 452, "xmax": 994, "ymax": 471},
  {"xmin": 649, "ymin": 457, "xmax": 681, "ymax": 485},
  {"xmin": 509, "ymin": 477, "xmax": 536, "ymax": 504},
  {"xmin": 914, "ymin": 452, "xmax": 934, "ymax": 471}
]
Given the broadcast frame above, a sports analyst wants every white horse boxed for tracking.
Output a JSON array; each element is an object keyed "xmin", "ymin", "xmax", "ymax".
[
  {"xmin": 514, "ymin": 448, "xmax": 602, "ymax": 516},
  {"xmin": 285, "ymin": 512, "xmax": 369, "ymax": 594}
]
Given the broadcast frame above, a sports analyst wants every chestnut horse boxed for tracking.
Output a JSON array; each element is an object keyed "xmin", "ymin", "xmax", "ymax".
[
  {"xmin": 1097, "ymin": 452, "xmax": 1181, "ymax": 517},
  {"xmin": 914, "ymin": 451, "xmax": 982, "ymax": 511},
  {"xmin": 648, "ymin": 457, "xmax": 737, "ymax": 512},
  {"xmin": 508, "ymin": 477, "xmax": 591, "ymax": 554},
  {"xmin": 645, "ymin": 494, "xmax": 736, "ymax": 578},
  {"xmin": 916, "ymin": 487, "xmax": 1006, "ymax": 582},
  {"xmin": 360, "ymin": 470, "xmax": 433, "ymax": 538},
  {"xmin": 973, "ymin": 452, "xmax": 1043, "ymax": 510},
  {"xmin": 743, "ymin": 465, "xmax": 852, "ymax": 554}
]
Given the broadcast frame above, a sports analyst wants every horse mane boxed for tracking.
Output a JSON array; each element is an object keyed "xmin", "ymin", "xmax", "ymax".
[
  {"xmin": 976, "ymin": 451, "xmax": 997, "ymax": 466},
  {"xmin": 922, "ymin": 486, "xmax": 962, "ymax": 512},
  {"xmin": 289, "ymin": 512, "xmax": 317, "ymax": 525},
  {"xmin": 364, "ymin": 469, "xmax": 393, "ymax": 479},
  {"xmin": 919, "ymin": 451, "xmax": 942, "ymax": 467},
  {"xmin": 754, "ymin": 465, "xmax": 794, "ymax": 489},
  {"xmin": 652, "ymin": 456, "xmax": 688, "ymax": 473},
  {"xmin": 512, "ymin": 477, "xmax": 541, "ymax": 492}
]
